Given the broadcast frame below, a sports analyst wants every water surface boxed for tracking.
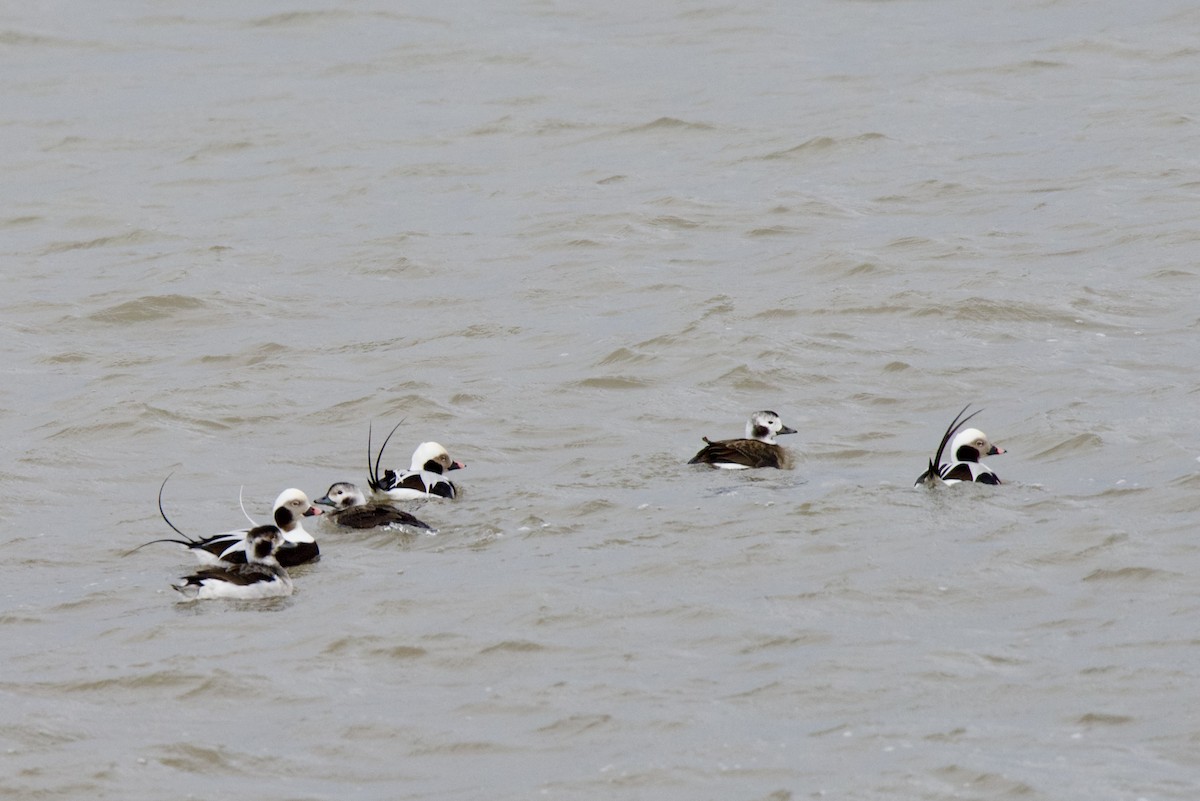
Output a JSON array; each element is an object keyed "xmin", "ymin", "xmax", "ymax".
[{"xmin": 3, "ymin": 1, "xmax": 1200, "ymax": 799}]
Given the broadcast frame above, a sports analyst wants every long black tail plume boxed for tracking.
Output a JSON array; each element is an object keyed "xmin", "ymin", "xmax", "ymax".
[
  {"xmin": 933, "ymin": 404, "xmax": 982, "ymax": 470},
  {"xmin": 367, "ymin": 419, "xmax": 405, "ymax": 492},
  {"xmin": 123, "ymin": 473, "xmax": 200, "ymax": 555},
  {"xmin": 367, "ymin": 422, "xmax": 378, "ymax": 491}
]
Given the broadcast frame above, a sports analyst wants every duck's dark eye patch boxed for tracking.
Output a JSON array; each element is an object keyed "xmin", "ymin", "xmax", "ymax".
[{"xmin": 955, "ymin": 445, "xmax": 981, "ymax": 462}]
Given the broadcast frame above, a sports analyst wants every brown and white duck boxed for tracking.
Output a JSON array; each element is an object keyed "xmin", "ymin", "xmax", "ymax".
[
  {"xmin": 172, "ymin": 525, "xmax": 294, "ymax": 601},
  {"xmin": 315, "ymin": 482, "xmax": 434, "ymax": 531},
  {"xmin": 688, "ymin": 411, "xmax": 798, "ymax": 470}
]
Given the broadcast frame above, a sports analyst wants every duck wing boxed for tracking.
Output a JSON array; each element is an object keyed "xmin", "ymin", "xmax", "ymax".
[
  {"xmin": 689, "ymin": 437, "xmax": 781, "ymax": 469},
  {"xmin": 333, "ymin": 504, "xmax": 433, "ymax": 531}
]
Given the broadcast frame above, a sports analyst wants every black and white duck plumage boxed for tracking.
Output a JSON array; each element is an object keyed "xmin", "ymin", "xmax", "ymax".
[
  {"xmin": 366, "ymin": 422, "xmax": 464, "ymax": 501},
  {"xmin": 914, "ymin": 405, "xmax": 1006, "ymax": 487},
  {"xmin": 138, "ymin": 478, "xmax": 322, "ymax": 568}
]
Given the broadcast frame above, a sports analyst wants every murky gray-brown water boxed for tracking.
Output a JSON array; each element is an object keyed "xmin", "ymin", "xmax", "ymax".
[{"xmin": 4, "ymin": 1, "xmax": 1200, "ymax": 799}]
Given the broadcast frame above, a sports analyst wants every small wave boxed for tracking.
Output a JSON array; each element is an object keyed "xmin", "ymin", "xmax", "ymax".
[
  {"xmin": 87, "ymin": 294, "xmax": 208, "ymax": 324},
  {"xmin": 746, "ymin": 225, "xmax": 799, "ymax": 237},
  {"xmin": 0, "ymin": 30, "xmax": 82, "ymax": 47},
  {"xmin": 738, "ymin": 632, "xmax": 834, "ymax": 654},
  {"xmin": 480, "ymin": 640, "xmax": 546, "ymax": 654},
  {"xmin": 536, "ymin": 714, "xmax": 614, "ymax": 735},
  {"xmin": 322, "ymin": 634, "xmax": 425, "ymax": 660},
  {"xmin": 183, "ymin": 140, "xmax": 255, "ymax": 162},
  {"xmin": 411, "ymin": 739, "xmax": 516, "ymax": 756},
  {"xmin": 156, "ymin": 743, "xmax": 248, "ymax": 775},
  {"xmin": 750, "ymin": 307, "xmax": 803, "ymax": 320},
  {"xmin": 619, "ymin": 117, "xmax": 718, "ymax": 134},
  {"xmin": 649, "ymin": 215, "xmax": 702, "ymax": 230},
  {"xmin": 574, "ymin": 376, "xmax": 651, "ymax": 389},
  {"xmin": 597, "ymin": 347, "xmax": 656, "ymax": 366},
  {"xmin": 700, "ymin": 363, "xmax": 797, "ymax": 393},
  {"xmin": 762, "ymin": 135, "xmax": 837, "ymax": 158},
  {"xmin": 248, "ymin": 10, "xmax": 356, "ymax": 27},
  {"xmin": 1076, "ymin": 712, "xmax": 1134, "ymax": 726},
  {"xmin": 193, "ymin": 341, "xmax": 294, "ymax": 366},
  {"xmin": 38, "ymin": 351, "xmax": 90, "ymax": 365},
  {"xmin": 177, "ymin": 670, "xmax": 267, "ymax": 699},
  {"xmin": 41, "ymin": 229, "xmax": 161, "ymax": 255},
  {"xmin": 757, "ymin": 132, "xmax": 886, "ymax": 161},
  {"xmin": 1033, "ymin": 433, "xmax": 1104, "ymax": 460},
  {"xmin": 932, "ymin": 765, "xmax": 1035, "ymax": 796},
  {"xmin": 1082, "ymin": 566, "xmax": 1177, "ymax": 583}
]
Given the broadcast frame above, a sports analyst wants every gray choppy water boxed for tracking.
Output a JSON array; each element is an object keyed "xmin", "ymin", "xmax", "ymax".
[{"xmin": 3, "ymin": 1, "xmax": 1200, "ymax": 799}]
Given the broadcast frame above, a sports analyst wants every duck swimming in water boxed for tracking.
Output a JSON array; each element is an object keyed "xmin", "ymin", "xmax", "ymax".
[
  {"xmin": 366, "ymin": 422, "xmax": 464, "ymax": 500},
  {"xmin": 172, "ymin": 525, "xmax": 294, "ymax": 601},
  {"xmin": 914, "ymin": 404, "xmax": 1006, "ymax": 486},
  {"xmin": 136, "ymin": 478, "xmax": 321, "ymax": 567},
  {"xmin": 688, "ymin": 410, "xmax": 798, "ymax": 470},
  {"xmin": 314, "ymin": 482, "xmax": 434, "ymax": 531}
]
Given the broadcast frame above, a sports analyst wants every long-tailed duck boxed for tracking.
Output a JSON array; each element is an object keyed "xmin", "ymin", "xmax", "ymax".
[
  {"xmin": 314, "ymin": 482, "xmax": 434, "ymax": 531},
  {"xmin": 367, "ymin": 422, "xmax": 464, "ymax": 500},
  {"xmin": 139, "ymin": 478, "xmax": 322, "ymax": 567},
  {"xmin": 914, "ymin": 404, "xmax": 1006, "ymax": 486},
  {"xmin": 172, "ymin": 525, "xmax": 294, "ymax": 601},
  {"xmin": 688, "ymin": 410, "xmax": 798, "ymax": 469}
]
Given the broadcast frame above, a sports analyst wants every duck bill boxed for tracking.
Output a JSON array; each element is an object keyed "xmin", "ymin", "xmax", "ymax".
[
  {"xmin": 313, "ymin": 496, "xmax": 334, "ymax": 508},
  {"xmin": 778, "ymin": 426, "xmax": 798, "ymax": 436},
  {"xmin": 303, "ymin": 506, "xmax": 323, "ymax": 517},
  {"xmin": 988, "ymin": 445, "xmax": 1006, "ymax": 456},
  {"xmin": 449, "ymin": 461, "xmax": 466, "ymax": 471}
]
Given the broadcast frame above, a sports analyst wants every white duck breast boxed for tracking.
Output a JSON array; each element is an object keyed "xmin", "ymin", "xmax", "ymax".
[
  {"xmin": 914, "ymin": 405, "xmax": 1006, "ymax": 487},
  {"xmin": 141, "ymin": 481, "xmax": 322, "ymax": 568},
  {"xmin": 315, "ymin": 482, "xmax": 434, "ymax": 531},
  {"xmin": 688, "ymin": 410, "xmax": 798, "ymax": 470},
  {"xmin": 367, "ymin": 423, "xmax": 464, "ymax": 501},
  {"xmin": 172, "ymin": 525, "xmax": 294, "ymax": 601}
]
